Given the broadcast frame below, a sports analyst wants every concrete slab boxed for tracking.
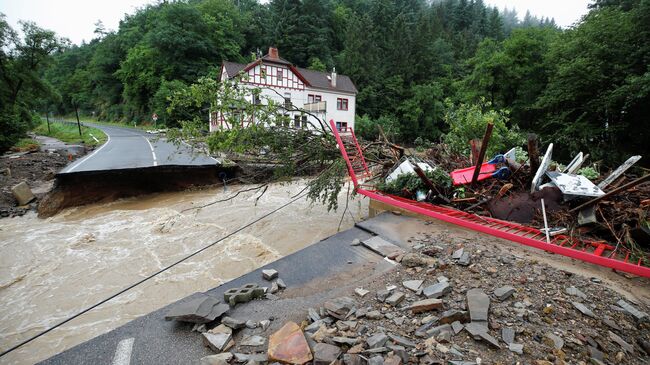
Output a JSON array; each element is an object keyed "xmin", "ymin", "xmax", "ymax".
[
  {"xmin": 362, "ymin": 236, "xmax": 404, "ymax": 257},
  {"xmin": 356, "ymin": 212, "xmax": 428, "ymax": 248}
]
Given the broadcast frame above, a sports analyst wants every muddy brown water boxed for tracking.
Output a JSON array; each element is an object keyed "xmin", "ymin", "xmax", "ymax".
[{"xmin": 0, "ymin": 181, "xmax": 367, "ymax": 365}]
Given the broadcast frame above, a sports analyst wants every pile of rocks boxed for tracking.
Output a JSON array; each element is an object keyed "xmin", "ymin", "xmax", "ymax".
[{"xmin": 173, "ymin": 233, "xmax": 650, "ymax": 365}]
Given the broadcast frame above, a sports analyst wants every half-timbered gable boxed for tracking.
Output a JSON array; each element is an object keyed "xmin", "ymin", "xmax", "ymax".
[{"xmin": 212, "ymin": 47, "xmax": 357, "ymax": 132}]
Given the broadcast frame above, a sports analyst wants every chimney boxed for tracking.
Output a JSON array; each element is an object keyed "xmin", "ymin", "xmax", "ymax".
[
  {"xmin": 268, "ymin": 47, "xmax": 279, "ymax": 60},
  {"xmin": 331, "ymin": 67, "xmax": 337, "ymax": 88}
]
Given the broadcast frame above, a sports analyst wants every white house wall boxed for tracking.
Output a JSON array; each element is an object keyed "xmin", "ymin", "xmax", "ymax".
[{"xmin": 211, "ymin": 63, "xmax": 356, "ymax": 132}]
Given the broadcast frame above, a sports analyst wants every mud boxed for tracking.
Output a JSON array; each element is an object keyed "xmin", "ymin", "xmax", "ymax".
[
  {"xmin": 0, "ymin": 151, "xmax": 69, "ymax": 218},
  {"xmin": 38, "ymin": 165, "xmax": 240, "ymax": 218}
]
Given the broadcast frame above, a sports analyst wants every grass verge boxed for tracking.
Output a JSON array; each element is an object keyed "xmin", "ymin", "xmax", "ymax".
[
  {"xmin": 34, "ymin": 121, "xmax": 108, "ymax": 147},
  {"xmin": 11, "ymin": 138, "xmax": 40, "ymax": 152},
  {"xmin": 80, "ymin": 117, "xmax": 152, "ymax": 132}
]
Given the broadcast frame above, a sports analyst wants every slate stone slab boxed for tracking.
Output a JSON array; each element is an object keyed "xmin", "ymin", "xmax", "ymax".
[
  {"xmin": 451, "ymin": 321, "xmax": 464, "ymax": 334},
  {"xmin": 221, "ymin": 316, "xmax": 246, "ymax": 329},
  {"xmin": 423, "ymin": 282, "xmax": 451, "ymax": 299},
  {"xmin": 402, "ymin": 280, "xmax": 423, "ymax": 292},
  {"xmin": 368, "ymin": 355, "xmax": 384, "ymax": 365},
  {"xmin": 362, "ymin": 236, "xmax": 405, "ymax": 257},
  {"xmin": 493, "ymin": 286, "xmax": 515, "ymax": 301},
  {"xmin": 262, "ymin": 269, "xmax": 278, "ymax": 280},
  {"xmin": 565, "ymin": 286, "xmax": 587, "ymax": 299},
  {"xmin": 458, "ymin": 252, "xmax": 471, "ymax": 266},
  {"xmin": 408, "ymin": 298, "xmax": 443, "ymax": 313},
  {"xmin": 617, "ymin": 299, "xmax": 648, "ymax": 321},
  {"xmin": 467, "ymin": 289, "xmax": 490, "ymax": 323},
  {"xmin": 164, "ymin": 294, "xmax": 228, "ymax": 324},
  {"xmin": 426, "ymin": 324, "xmax": 452, "ymax": 338},
  {"xmin": 325, "ymin": 296, "xmax": 356, "ymax": 318},
  {"xmin": 501, "ymin": 327, "xmax": 515, "ymax": 345},
  {"xmin": 464, "ymin": 322, "xmax": 500, "ymax": 349},
  {"xmin": 508, "ymin": 343, "xmax": 523, "ymax": 355},
  {"xmin": 313, "ymin": 343, "xmax": 342, "ymax": 365},
  {"xmin": 388, "ymin": 333, "xmax": 415, "ymax": 348},
  {"xmin": 439, "ymin": 309, "xmax": 469, "ymax": 324},
  {"xmin": 608, "ymin": 331, "xmax": 634, "ymax": 353},
  {"xmin": 385, "ymin": 292, "xmax": 406, "ymax": 306},
  {"xmin": 367, "ymin": 333, "xmax": 389, "ymax": 348},
  {"xmin": 202, "ymin": 332, "xmax": 232, "ymax": 353},
  {"xmin": 240, "ymin": 335, "xmax": 265, "ymax": 347},
  {"xmin": 572, "ymin": 302, "xmax": 595, "ymax": 318}
]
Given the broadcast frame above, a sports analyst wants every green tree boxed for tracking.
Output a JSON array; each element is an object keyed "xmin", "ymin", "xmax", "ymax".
[
  {"xmin": 0, "ymin": 16, "xmax": 62, "ymax": 151},
  {"xmin": 443, "ymin": 99, "xmax": 524, "ymax": 157},
  {"xmin": 537, "ymin": 2, "xmax": 650, "ymax": 163},
  {"xmin": 398, "ymin": 82, "xmax": 446, "ymax": 142}
]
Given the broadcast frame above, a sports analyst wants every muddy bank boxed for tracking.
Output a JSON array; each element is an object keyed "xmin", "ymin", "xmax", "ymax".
[
  {"xmin": 0, "ymin": 151, "xmax": 70, "ymax": 218},
  {"xmin": 38, "ymin": 165, "xmax": 240, "ymax": 217}
]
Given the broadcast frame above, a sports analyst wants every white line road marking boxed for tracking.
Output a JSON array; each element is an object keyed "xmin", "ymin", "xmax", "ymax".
[
  {"xmin": 65, "ymin": 132, "xmax": 111, "ymax": 173},
  {"xmin": 143, "ymin": 136, "xmax": 158, "ymax": 166},
  {"xmin": 181, "ymin": 139, "xmax": 220, "ymax": 163},
  {"xmin": 111, "ymin": 337, "xmax": 134, "ymax": 365}
]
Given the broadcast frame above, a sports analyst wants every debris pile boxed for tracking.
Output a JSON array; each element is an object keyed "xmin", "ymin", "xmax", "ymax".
[
  {"xmin": 361, "ymin": 126, "xmax": 650, "ymax": 264},
  {"xmin": 167, "ymin": 234, "xmax": 649, "ymax": 365}
]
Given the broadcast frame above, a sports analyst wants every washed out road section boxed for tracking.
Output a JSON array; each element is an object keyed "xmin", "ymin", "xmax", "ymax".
[{"xmin": 59, "ymin": 123, "xmax": 218, "ymax": 174}]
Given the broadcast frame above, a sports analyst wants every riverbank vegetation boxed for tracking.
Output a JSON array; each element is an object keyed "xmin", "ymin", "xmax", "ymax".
[
  {"xmin": 2, "ymin": 0, "xmax": 649, "ymax": 165},
  {"xmin": 33, "ymin": 121, "xmax": 107, "ymax": 147}
]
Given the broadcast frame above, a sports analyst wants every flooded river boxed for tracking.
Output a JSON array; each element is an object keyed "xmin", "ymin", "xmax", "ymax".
[{"xmin": 0, "ymin": 181, "xmax": 367, "ymax": 364}]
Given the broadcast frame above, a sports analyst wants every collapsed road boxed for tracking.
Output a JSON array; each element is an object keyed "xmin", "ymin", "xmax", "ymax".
[
  {"xmin": 59, "ymin": 123, "xmax": 219, "ymax": 173},
  {"xmin": 38, "ymin": 122, "xmax": 237, "ymax": 217}
]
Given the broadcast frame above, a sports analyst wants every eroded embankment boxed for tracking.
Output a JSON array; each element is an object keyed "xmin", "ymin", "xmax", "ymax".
[{"xmin": 38, "ymin": 165, "xmax": 240, "ymax": 217}]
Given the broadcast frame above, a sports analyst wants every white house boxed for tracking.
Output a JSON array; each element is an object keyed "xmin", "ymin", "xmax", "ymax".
[{"xmin": 210, "ymin": 47, "xmax": 357, "ymax": 133}]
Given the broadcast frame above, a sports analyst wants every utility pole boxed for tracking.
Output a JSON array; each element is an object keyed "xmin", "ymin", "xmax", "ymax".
[{"xmin": 74, "ymin": 103, "xmax": 82, "ymax": 137}]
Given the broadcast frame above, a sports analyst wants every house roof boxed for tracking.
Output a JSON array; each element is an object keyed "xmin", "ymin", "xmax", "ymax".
[
  {"xmin": 221, "ymin": 60, "xmax": 357, "ymax": 94},
  {"xmin": 296, "ymin": 67, "xmax": 357, "ymax": 94}
]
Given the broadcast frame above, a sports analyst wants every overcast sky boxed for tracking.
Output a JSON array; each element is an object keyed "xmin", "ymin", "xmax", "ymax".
[{"xmin": 2, "ymin": 0, "xmax": 592, "ymax": 45}]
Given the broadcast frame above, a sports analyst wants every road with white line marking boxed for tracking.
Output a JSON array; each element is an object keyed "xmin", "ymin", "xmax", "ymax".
[{"xmin": 59, "ymin": 123, "xmax": 218, "ymax": 174}]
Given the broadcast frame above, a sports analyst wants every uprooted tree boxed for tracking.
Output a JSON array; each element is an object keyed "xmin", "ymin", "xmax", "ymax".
[{"xmin": 166, "ymin": 74, "xmax": 352, "ymax": 211}]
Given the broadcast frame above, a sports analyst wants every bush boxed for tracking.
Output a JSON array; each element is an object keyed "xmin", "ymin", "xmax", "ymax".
[
  {"xmin": 0, "ymin": 107, "xmax": 31, "ymax": 153},
  {"xmin": 443, "ymin": 99, "xmax": 524, "ymax": 157},
  {"xmin": 354, "ymin": 114, "xmax": 401, "ymax": 141},
  {"xmin": 377, "ymin": 167, "xmax": 452, "ymax": 197}
]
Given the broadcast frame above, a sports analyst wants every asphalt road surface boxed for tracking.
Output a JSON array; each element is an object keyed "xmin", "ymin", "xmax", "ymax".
[{"xmin": 59, "ymin": 123, "xmax": 218, "ymax": 174}]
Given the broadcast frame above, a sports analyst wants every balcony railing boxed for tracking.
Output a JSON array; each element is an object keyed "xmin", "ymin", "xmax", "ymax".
[{"xmin": 303, "ymin": 101, "xmax": 327, "ymax": 113}]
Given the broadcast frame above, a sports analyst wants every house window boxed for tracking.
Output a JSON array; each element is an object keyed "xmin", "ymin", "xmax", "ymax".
[
  {"xmin": 308, "ymin": 94, "xmax": 322, "ymax": 103},
  {"xmin": 337, "ymin": 98, "xmax": 348, "ymax": 111},
  {"xmin": 277, "ymin": 69, "xmax": 283, "ymax": 83},
  {"xmin": 335, "ymin": 121, "xmax": 348, "ymax": 131},
  {"xmin": 294, "ymin": 115, "xmax": 301, "ymax": 128},
  {"xmin": 261, "ymin": 66, "xmax": 267, "ymax": 80},
  {"xmin": 284, "ymin": 93, "xmax": 291, "ymax": 108},
  {"xmin": 302, "ymin": 115, "xmax": 307, "ymax": 128},
  {"xmin": 252, "ymin": 93, "xmax": 261, "ymax": 105}
]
